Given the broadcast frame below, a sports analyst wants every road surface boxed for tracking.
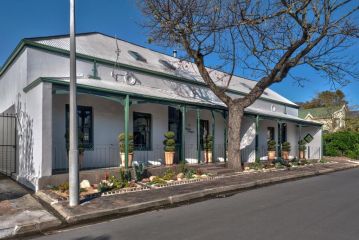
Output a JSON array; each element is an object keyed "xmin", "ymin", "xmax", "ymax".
[{"xmin": 29, "ymin": 168, "xmax": 359, "ymax": 240}]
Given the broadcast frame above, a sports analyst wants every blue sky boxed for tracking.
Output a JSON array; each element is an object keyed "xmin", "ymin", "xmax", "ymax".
[{"xmin": 0, "ymin": 0, "xmax": 358, "ymax": 107}]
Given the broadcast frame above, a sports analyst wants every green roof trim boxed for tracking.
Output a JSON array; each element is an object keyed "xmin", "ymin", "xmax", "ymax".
[
  {"xmin": 23, "ymin": 77, "xmax": 321, "ymax": 126},
  {"xmin": 1, "ymin": 36, "xmax": 299, "ymax": 109}
]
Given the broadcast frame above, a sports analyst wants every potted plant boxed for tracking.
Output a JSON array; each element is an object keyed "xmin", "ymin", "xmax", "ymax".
[
  {"xmin": 298, "ymin": 139, "xmax": 306, "ymax": 159},
  {"xmin": 203, "ymin": 135, "xmax": 213, "ymax": 163},
  {"xmin": 267, "ymin": 140, "xmax": 276, "ymax": 163},
  {"xmin": 163, "ymin": 131, "xmax": 176, "ymax": 165},
  {"xmin": 281, "ymin": 141, "xmax": 291, "ymax": 160},
  {"xmin": 65, "ymin": 131, "xmax": 85, "ymax": 168},
  {"xmin": 118, "ymin": 133, "xmax": 134, "ymax": 167}
]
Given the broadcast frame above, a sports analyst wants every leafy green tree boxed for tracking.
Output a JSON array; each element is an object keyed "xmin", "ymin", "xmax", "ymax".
[
  {"xmin": 324, "ymin": 131, "xmax": 359, "ymax": 159},
  {"xmin": 301, "ymin": 90, "xmax": 348, "ymax": 109}
]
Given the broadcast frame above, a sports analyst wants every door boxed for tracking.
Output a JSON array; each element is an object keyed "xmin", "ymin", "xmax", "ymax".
[
  {"xmin": 0, "ymin": 113, "xmax": 16, "ymax": 176},
  {"xmin": 168, "ymin": 107, "xmax": 182, "ymax": 163}
]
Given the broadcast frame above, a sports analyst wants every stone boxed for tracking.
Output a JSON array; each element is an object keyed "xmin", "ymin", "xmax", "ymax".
[
  {"xmin": 192, "ymin": 174, "xmax": 200, "ymax": 178},
  {"xmin": 201, "ymin": 174, "xmax": 208, "ymax": 178},
  {"xmin": 80, "ymin": 180, "xmax": 91, "ymax": 189},
  {"xmin": 149, "ymin": 176, "xmax": 157, "ymax": 182},
  {"xmin": 176, "ymin": 173, "xmax": 184, "ymax": 179},
  {"xmin": 244, "ymin": 166, "xmax": 250, "ymax": 171}
]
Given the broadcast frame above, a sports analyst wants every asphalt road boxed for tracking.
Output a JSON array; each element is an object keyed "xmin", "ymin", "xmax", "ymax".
[{"xmin": 29, "ymin": 168, "xmax": 359, "ymax": 240}]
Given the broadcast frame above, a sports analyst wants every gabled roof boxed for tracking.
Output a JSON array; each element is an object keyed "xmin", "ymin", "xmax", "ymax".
[
  {"xmin": 1, "ymin": 32, "xmax": 298, "ymax": 108},
  {"xmin": 299, "ymin": 105, "xmax": 345, "ymax": 119}
]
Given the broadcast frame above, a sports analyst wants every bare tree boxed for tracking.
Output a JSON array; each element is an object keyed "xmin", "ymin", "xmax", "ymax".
[{"xmin": 140, "ymin": 0, "xmax": 359, "ymax": 170}]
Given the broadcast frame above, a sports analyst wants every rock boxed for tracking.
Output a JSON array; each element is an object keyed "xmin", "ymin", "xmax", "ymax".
[
  {"xmin": 149, "ymin": 176, "xmax": 157, "ymax": 182},
  {"xmin": 166, "ymin": 180, "xmax": 175, "ymax": 183},
  {"xmin": 201, "ymin": 174, "xmax": 208, "ymax": 178},
  {"xmin": 177, "ymin": 173, "xmax": 184, "ymax": 179},
  {"xmin": 177, "ymin": 177, "xmax": 183, "ymax": 181},
  {"xmin": 80, "ymin": 180, "xmax": 91, "ymax": 189},
  {"xmin": 142, "ymin": 178, "xmax": 150, "ymax": 183},
  {"xmin": 192, "ymin": 174, "xmax": 200, "ymax": 178},
  {"xmin": 244, "ymin": 166, "xmax": 250, "ymax": 171}
]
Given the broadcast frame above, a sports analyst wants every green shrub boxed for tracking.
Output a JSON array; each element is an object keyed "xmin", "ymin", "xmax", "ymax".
[
  {"xmin": 118, "ymin": 133, "xmax": 134, "ymax": 153},
  {"xmin": 163, "ymin": 131, "xmax": 176, "ymax": 152},
  {"xmin": 134, "ymin": 163, "xmax": 147, "ymax": 182},
  {"xmin": 150, "ymin": 176, "xmax": 167, "ymax": 185},
  {"xmin": 267, "ymin": 140, "xmax": 276, "ymax": 151},
  {"xmin": 298, "ymin": 140, "xmax": 306, "ymax": 151},
  {"xmin": 248, "ymin": 162, "xmax": 264, "ymax": 170},
  {"xmin": 282, "ymin": 142, "xmax": 291, "ymax": 152},
  {"xmin": 162, "ymin": 169, "xmax": 175, "ymax": 180},
  {"xmin": 324, "ymin": 131, "xmax": 359, "ymax": 159},
  {"xmin": 203, "ymin": 135, "xmax": 213, "ymax": 151}
]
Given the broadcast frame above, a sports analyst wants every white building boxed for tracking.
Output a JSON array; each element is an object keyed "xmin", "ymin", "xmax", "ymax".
[{"xmin": 0, "ymin": 32, "xmax": 322, "ymax": 190}]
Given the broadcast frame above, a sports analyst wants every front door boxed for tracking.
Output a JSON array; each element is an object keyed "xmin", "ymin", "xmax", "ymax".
[{"xmin": 168, "ymin": 107, "xmax": 182, "ymax": 163}]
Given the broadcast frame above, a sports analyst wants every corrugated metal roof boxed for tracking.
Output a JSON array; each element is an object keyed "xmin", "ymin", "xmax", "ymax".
[
  {"xmin": 30, "ymin": 32, "xmax": 297, "ymax": 107},
  {"xmin": 50, "ymin": 77, "xmax": 317, "ymax": 125}
]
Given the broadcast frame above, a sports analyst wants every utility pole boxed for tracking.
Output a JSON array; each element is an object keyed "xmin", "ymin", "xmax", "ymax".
[{"xmin": 69, "ymin": 0, "xmax": 79, "ymax": 207}]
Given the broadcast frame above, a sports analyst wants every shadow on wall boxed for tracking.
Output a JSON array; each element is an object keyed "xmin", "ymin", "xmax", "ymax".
[{"xmin": 16, "ymin": 94, "xmax": 35, "ymax": 189}]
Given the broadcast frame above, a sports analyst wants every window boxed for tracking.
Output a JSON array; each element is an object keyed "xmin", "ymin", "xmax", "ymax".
[
  {"xmin": 66, "ymin": 105, "xmax": 93, "ymax": 149},
  {"xmin": 159, "ymin": 59, "xmax": 176, "ymax": 71},
  {"xmin": 133, "ymin": 112, "xmax": 152, "ymax": 150},
  {"xmin": 200, "ymin": 120, "xmax": 209, "ymax": 149},
  {"xmin": 128, "ymin": 50, "xmax": 147, "ymax": 62},
  {"xmin": 267, "ymin": 127, "xmax": 275, "ymax": 141}
]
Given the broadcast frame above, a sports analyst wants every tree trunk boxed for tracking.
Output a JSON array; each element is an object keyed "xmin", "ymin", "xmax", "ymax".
[{"xmin": 227, "ymin": 103, "xmax": 244, "ymax": 170}]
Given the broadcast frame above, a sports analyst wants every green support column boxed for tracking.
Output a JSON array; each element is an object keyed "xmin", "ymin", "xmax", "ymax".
[
  {"xmin": 223, "ymin": 111, "xmax": 227, "ymax": 162},
  {"xmin": 211, "ymin": 110, "xmax": 216, "ymax": 162},
  {"xmin": 124, "ymin": 95, "xmax": 130, "ymax": 169},
  {"xmin": 255, "ymin": 115, "xmax": 259, "ymax": 162},
  {"xmin": 196, "ymin": 109, "xmax": 201, "ymax": 164},
  {"xmin": 277, "ymin": 120, "xmax": 282, "ymax": 159},
  {"xmin": 181, "ymin": 105, "xmax": 186, "ymax": 163}
]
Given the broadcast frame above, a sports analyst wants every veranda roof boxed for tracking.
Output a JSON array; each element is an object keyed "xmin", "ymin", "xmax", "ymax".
[{"xmin": 26, "ymin": 77, "xmax": 321, "ymax": 126}]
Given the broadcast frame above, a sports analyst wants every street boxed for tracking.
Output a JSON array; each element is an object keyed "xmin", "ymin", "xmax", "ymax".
[{"xmin": 29, "ymin": 168, "xmax": 359, "ymax": 240}]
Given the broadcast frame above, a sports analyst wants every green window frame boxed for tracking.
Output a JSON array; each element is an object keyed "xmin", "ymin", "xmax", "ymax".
[{"xmin": 65, "ymin": 105, "xmax": 93, "ymax": 149}]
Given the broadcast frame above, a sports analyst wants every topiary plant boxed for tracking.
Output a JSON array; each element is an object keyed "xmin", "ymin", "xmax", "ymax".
[
  {"xmin": 298, "ymin": 139, "xmax": 306, "ymax": 151},
  {"xmin": 282, "ymin": 141, "xmax": 291, "ymax": 152},
  {"xmin": 118, "ymin": 133, "xmax": 134, "ymax": 153},
  {"xmin": 267, "ymin": 140, "xmax": 277, "ymax": 151},
  {"xmin": 203, "ymin": 135, "xmax": 213, "ymax": 151},
  {"xmin": 163, "ymin": 131, "xmax": 176, "ymax": 152}
]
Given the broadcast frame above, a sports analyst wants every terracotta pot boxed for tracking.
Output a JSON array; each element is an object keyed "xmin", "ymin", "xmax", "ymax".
[
  {"xmin": 299, "ymin": 150, "xmax": 305, "ymax": 159},
  {"xmin": 204, "ymin": 151, "xmax": 213, "ymax": 163},
  {"xmin": 282, "ymin": 151, "xmax": 289, "ymax": 160},
  {"xmin": 164, "ymin": 151, "xmax": 175, "ymax": 165},
  {"xmin": 120, "ymin": 152, "xmax": 134, "ymax": 167},
  {"xmin": 268, "ymin": 151, "xmax": 276, "ymax": 162}
]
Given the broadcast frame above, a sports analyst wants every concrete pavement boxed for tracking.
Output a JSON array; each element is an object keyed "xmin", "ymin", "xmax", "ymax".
[
  {"xmin": 28, "ymin": 167, "xmax": 359, "ymax": 240},
  {"xmin": 0, "ymin": 175, "xmax": 61, "ymax": 239}
]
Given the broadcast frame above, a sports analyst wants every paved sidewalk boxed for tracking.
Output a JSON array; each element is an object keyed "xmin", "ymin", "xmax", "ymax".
[
  {"xmin": 0, "ymin": 175, "xmax": 61, "ymax": 239},
  {"xmin": 37, "ymin": 160, "xmax": 359, "ymax": 224}
]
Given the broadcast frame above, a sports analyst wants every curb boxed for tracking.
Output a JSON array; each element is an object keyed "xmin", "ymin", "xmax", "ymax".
[{"xmin": 47, "ymin": 163, "xmax": 359, "ymax": 224}]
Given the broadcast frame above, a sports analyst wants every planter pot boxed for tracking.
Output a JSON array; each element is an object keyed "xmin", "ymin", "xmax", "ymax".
[
  {"xmin": 164, "ymin": 151, "xmax": 175, "ymax": 165},
  {"xmin": 120, "ymin": 152, "xmax": 134, "ymax": 167},
  {"xmin": 299, "ymin": 150, "xmax": 305, "ymax": 159},
  {"xmin": 268, "ymin": 151, "xmax": 276, "ymax": 162},
  {"xmin": 204, "ymin": 150, "xmax": 213, "ymax": 163},
  {"xmin": 281, "ymin": 151, "xmax": 289, "ymax": 160}
]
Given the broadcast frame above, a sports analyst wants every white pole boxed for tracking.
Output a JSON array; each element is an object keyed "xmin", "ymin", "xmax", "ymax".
[{"xmin": 69, "ymin": 0, "xmax": 79, "ymax": 207}]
